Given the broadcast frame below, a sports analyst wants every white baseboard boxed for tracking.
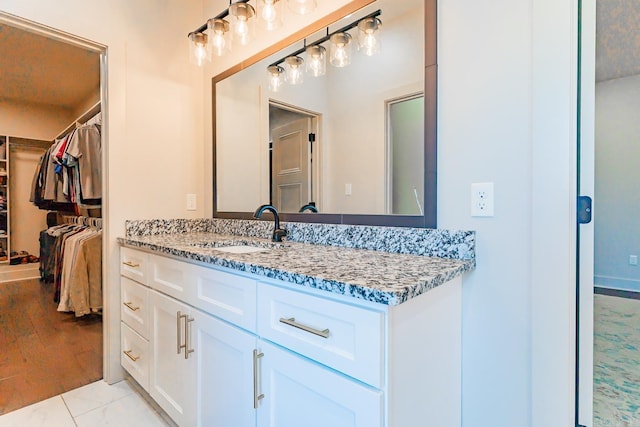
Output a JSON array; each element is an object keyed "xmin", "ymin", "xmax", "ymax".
[
  {"xmin": 594, "ymin": 275, "xmax": 640, "ymax": 292},
  {"xmin": 0, "ymin": 264, "xmax": 40, "ymax": 283}
]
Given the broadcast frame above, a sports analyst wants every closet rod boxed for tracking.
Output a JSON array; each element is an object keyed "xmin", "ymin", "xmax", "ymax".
[{"xmin": 56, "ymin": 101, "xmax": 101, "ymax": 140}]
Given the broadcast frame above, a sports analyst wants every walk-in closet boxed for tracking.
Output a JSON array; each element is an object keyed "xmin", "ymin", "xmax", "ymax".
[{"xmin": 0, "ymin": 21, "xmax": 104, "ymax": 414}]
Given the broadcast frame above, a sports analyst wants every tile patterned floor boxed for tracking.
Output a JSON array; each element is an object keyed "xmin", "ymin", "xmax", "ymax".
[
  {"xmin": 0, "ymin": 379, "xmax": 171, "ymax": 427},
  {"xmin": 594, "ymin": 294, "xmax": 640, "ymax": 427}
]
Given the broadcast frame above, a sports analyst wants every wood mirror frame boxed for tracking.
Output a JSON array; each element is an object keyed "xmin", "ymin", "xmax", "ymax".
[{"xmin": 212, "ymin": 0, "xmax": 436, "ymax": 228}]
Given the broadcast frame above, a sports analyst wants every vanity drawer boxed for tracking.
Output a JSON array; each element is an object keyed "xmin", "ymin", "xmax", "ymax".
[
  {"xmin": 121, "ymin": 322, "xmax": 150, "ymax": 391},
  {"xmin": 120, "ymin": 247, "xmax": 149, "ymax": 285},
  {"xmin": 148, "ymin": 253, "xmax": 189, "ymax": 301},
  {"xmin": 121, "ymin": 276, "xmax": 150, "ymax": 338},
  {"xmin": 257, "ymin": 283, "xmax": 384, "ymax": 388}
]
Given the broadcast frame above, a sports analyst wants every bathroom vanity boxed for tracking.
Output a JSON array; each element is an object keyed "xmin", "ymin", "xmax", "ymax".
[{"xmin": 118, "ymin": 219, "xmax": 474, "ymax": 427}]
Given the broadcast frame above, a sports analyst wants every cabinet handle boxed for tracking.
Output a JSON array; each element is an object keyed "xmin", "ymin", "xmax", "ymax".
[
  {"xmin": 184, "ymin": 316, "xmax": 195, "ymax": 360},
  {"xmin": 123, "ymin": 350, "xmax": 140, "ymax": 362},
  {"xmin": 279, "ymin": 317, "xmax": 330, "ymax": 339},
  {"xmin": 253, "ymin": 349, "xmax": 264, "ymax": 409},
  {"xmin": 123, "ymin": 301, "xmax": 140, "ymax": 311},
  {"xmin": 177, "ymin": 311, "xmax": 187, "ymax": 355},
  {"xmin": 122, "ymin": 261, "xmax": 140, "ymax": 268}
]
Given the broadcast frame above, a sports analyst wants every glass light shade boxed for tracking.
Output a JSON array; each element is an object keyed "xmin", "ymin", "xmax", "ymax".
[
  {"xmin": 259, "ymin": 0, "xmax": 282, "ymax": 31},
  {"xmin": 208, "ymin": 18, "xmax": 230, "ymax": 56},
  {"xmin": 287, "ymin": 0, "xmax": 317, "ymax": 15},
  {"xmin": 305, "ymin": 45, "xmax": 326, "ymax": 77},
  {"xmin": 188, "ymin": 32, "xmax": 211, "ymax": 66},
  {"xmin": 284, "ymin": 56, "xmax": 304, "ymax": 85},
  {"xmin": 267, "ymin": 65, "xmax": 285, "ymax": 92},
  {"xmin": 329, "ymin": 32, "xmax": 352, "ymax": 68},
  {"xmin": 228, "ymin": 2, "xmax": 256, "ymax": 46},
  {"xmin": 357, "ymin": 17, "xmax": 382, "ymax": 56}
]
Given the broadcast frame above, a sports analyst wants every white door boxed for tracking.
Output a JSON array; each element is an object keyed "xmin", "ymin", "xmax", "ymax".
[
  {"xmin": 192, "ymin": 308, "xmax": 257, "ymax": 427},
  {"xmin": 256, "ymin": 340, "xmax": 382, "ymax": 427},
  {"xmin": 149, "ymin": 290, "xmax": 195, "ymax": 426},
  {"xmin": 578, "ymin": 0, "xmax": 595, "ymax": 424},
  {"xmin": 271, "ymin": 118, "xmax": 311, "ymax": 212}
]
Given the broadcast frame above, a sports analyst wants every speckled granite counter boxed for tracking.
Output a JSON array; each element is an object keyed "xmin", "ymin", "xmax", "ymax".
[{"xmin": 118, "ymin": 219, "xmax": 475, "ymax": 306}]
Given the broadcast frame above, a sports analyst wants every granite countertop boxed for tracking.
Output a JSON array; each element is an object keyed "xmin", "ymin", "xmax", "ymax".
[{"xmin": 118, "ymin": 231, "xmax": 475, "ymax": 306}]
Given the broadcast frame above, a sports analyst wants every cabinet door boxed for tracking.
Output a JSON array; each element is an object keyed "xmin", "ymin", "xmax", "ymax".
[
  {"xmin": 192, "ymin": 308, "xmax": 256, "ymax": 427},
  {"xmin": 149, "ymin": 290, "xmax": 195, "ymax": 426},
  {"xmin": 257, "ymin": 340, "xmax": 382, "ymax": 427}
]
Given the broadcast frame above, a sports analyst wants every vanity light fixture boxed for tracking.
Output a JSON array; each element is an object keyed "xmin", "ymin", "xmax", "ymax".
[
  {"xmin": 287, "ymin": 0, "xmax": 317, "ymax": 15},
  {"xmin": 188, "ymin": 32, "xmax": 211, "ymax": 66},
  {"xmin": 267, "ymin": 65, "xmax": 285, "ymax": 92},
  {"xmin": 329, "ymin": 32, "xmax": 352, "ymax": 67},
  {"xmin": 228, "ymin": 1, "xmax": 256, "ymax": 46},
  {"xmin": 265, "ymin": 9, "xmax": 381, "ymax": 90},
  {"xmin": 305, "ymin": 44, "xmax": 326, "ymax": 77},
  {"xmin": 284, "ymin": 55, "xmax": 304, "ymax": 85},
  {"xmin": 188, "ymin": 0, "xmax": 254, "ymax": 65},
  {"xmin": 357, "ymin": 16, "xmax": 382, "ymax": 56},
  {"xmin": 259, "ymin": 0, "xmax": 282, "ymax": 30}
]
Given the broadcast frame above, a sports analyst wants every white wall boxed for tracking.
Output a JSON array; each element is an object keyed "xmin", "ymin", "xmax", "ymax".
[
  {"xmin": 0, "ymin": 99, "xmax": 75, "ymax": 140},
  {"xmin": 0, "ymin": 0, "xmax": 205, "ymax": 382},
  {"xmin": 594, "ymin": 74, "xmax": 640, "ymax": 291}
]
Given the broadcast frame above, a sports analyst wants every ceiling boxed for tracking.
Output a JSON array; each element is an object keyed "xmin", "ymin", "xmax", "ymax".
[
  {"xmin": 0, "ymin": 23, "xmax": 100, "ymax": 110},
  {"xmin": 596, "ymin": 0, "xmax": 640, "ymax": 82}
]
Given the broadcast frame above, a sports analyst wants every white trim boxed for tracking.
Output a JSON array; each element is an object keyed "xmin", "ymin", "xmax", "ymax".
[{"xmin": 530, "ymin": 0, "xmax": 579, "ymax": 425}]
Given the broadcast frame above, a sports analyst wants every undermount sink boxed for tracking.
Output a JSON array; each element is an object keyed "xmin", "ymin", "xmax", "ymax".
[
  {"xmin": 190, "ymin": 239, "xmax": 284, "ymax": 254},
  {"xmin": 210, "ymin": 245, "xmax": 271, "ymax": 254}
]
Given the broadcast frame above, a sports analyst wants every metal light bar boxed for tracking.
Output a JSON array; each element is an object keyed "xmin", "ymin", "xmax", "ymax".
[
  {"xmin": 189, "ymin": 0, "xmax": 251, "ymax": 35},
  {"xmin": 268, "ymin": 9, "xmax": 381, "ymax": 67}
]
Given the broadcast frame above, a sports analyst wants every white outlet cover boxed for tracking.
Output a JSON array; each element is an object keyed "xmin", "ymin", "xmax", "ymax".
[{"xmin": 471, "ymin": 182, "xmax": 494, "ymax": 217}]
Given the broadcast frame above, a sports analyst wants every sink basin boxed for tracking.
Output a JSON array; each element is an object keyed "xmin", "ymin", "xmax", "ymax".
[
  {"xmin": 210, "ymin": 245, "xmax": 271, "ymax": 254},
  {"xmin": 190, "ymin": 239, "xmax": 284, "ymax": 254}
]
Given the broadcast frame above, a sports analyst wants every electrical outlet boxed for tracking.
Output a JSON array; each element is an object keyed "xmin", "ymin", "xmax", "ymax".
[
  {"xmin": 630, "ymin": 255, "xmax": 638, "ymax": 266},
  {"xmin": 471, "ymin": 182, "xmax": 494, "ymax": 217},
  {"xmin": 345, "ymin": 183, "xmax": 352, "ymax": 196},
  {"xmin": 186, "ymin": 193, "xmax": 197, "ymax": 211}
]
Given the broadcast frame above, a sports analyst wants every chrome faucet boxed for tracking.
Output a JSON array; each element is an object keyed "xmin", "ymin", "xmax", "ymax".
[
  {"xmin": 298, "ymin": 204, "xmax": 318, "ymax": 213},
  {"xmin": 254, "ymin": 204, "xmax": 288, "ymax": 242}
]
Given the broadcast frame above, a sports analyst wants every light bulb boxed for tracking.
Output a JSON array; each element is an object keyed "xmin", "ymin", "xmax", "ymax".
[
  {"xmin": 357, "ymin": 17, "xmax": 381, "ymax": 56},
  {"xmin": 208, "ymin": 18, "xmax": 230, "ymax": 56},
  {"xmin": 188, "ymin": 32, "xmax": 211, "ymax": 66},
  {"xmin": 330, "ymin": 32, "xmax": 352, "ymax": 68},
  {"xmin": 284, "ymin": 56, "xmax": 304, "ymax": 85},
  {"xmin": 259, "ymin": 0, "xmax": 282, "ymax": 30},
  {"xmin": 287, "ymin": 0, "xmax": 317, "ymax": 15},
  {"xmin": 305, "ymin": 45, "xmax": 326, "ymax": 77},
  {"xmin": 229, "ymin": 2, "xmax": 255, "ymax": 46},
  {"xmin": 267, "ymin": 65, "xmax": 284, "ymax": 92}
]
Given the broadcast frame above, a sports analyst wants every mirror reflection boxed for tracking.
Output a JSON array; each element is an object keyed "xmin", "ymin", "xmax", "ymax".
[{"xmin": 215, "ymin": 0, "xmax": 424, "ymax": 215}]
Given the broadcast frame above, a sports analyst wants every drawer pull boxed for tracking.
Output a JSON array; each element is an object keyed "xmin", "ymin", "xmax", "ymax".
[
  {"xmin": 123, "ymin": 261, "xmax": 140, "ymax": 268},
  {"xmin": 279, "ymin": 317, "xmax": 330, "ymax": 339},
  {"xmin": 123, "ymin": 350, "xmax": 140, "ymax": 362},
  {"xmin": 253, "ymin": 349, "xmax": 264, "ymax": 409},
  {"xmin": 123, "ymin": 301, "xmax": 140, "ymax": 311}
]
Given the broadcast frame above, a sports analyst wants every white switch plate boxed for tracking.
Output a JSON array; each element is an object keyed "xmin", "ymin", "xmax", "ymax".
[
  {"xmin": 345, "ymin": 183, "xmax": 352, "ymax": 196},
  {"xmin": 186, "ymin": 193, "xmax": 197, "ymax": 211},
  {"xmin": 630, "ymin": 255, "xmax": 638, "ymax": 266},
  {"xmin": 471, "ymin": 182, "xmax": 494, "ymax": 217}
]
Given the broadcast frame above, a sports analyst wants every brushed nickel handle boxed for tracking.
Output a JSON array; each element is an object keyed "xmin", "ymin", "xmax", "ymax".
[
  {"xmin": 123, "ymin": 350, "xmax": 140, "ymax": 362},
  {"xmin": 253, "ymin": 349, "xmax": 264, "ymax": 409},
  {"xmin": 184, "ymin": 316, "xmax": 195, "ymax": 360},
  {"xmin": 123, "ymin": 301, "xmax": 140, "ymax": 311},
  {"xmin": 122, "ymin": 261, "xmax": 140, "ymax": 268},
  {"xmin": 279, "ymin": 317, "xmax": 330, "ymax": 339},
  {"xmin": 177, "ymin": 311, "xmax": 186, "ymax": 355}
]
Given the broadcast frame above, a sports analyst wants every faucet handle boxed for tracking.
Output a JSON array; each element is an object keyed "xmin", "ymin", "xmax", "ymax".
[{"xmin": 273, "ymin": 228, "xmax": 288, "ymax": 242}]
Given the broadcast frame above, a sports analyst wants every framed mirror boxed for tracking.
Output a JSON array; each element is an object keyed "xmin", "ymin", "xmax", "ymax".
[{"xmin": 213, "ymin": 0, "xmax": 436, "ymax": 227}]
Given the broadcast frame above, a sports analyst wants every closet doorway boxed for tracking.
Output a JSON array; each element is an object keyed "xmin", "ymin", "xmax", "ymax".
[{"xmin": 0, "ymin": 14, "xmax": 107, "ymax": 415}]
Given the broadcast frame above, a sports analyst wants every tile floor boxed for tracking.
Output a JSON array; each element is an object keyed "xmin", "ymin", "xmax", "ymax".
[
  {"xmin": 0, "ymin": 379, "xmax": 172, "ymax": 427},
  {"xmin": 594, "ymin": 293, "xmax": 640, "ymax": 427}
]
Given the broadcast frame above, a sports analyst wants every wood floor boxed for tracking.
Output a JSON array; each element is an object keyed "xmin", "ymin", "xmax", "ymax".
[{"xmin": 0, "ymin": 278, "xmax": 102, "ymax": 415}]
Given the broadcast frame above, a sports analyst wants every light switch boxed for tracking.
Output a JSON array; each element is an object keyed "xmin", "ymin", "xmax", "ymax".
[{"xmin": 186, "ymin": 193, "xmax": 197, "ymax": 211}]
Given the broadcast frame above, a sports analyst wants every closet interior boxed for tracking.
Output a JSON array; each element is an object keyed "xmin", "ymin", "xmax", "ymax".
[{"xmin": 0, "ymin": 20, "xmax": 103, "ymax": 415}]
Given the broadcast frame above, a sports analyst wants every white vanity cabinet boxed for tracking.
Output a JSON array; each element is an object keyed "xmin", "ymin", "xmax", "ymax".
[{"xmin": 119, "ymin": 246, "xmax": 461, "ymax": 427}]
